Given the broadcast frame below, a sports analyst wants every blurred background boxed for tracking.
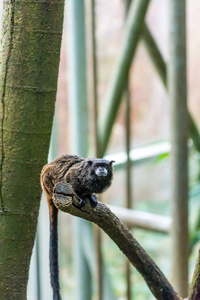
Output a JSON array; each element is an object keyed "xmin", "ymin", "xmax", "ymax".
[
  {"xmin": 1, "ymin": 0, "xmax": 200, "ymax": 299},
  {"xmin": 22, "ymin": 0, "xmax": 200, "ymax": 299}
]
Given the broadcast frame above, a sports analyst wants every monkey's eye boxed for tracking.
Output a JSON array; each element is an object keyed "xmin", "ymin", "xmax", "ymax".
[{"xmin": 87, "ymin": 160, "xmax": 93, "ymax": 165}]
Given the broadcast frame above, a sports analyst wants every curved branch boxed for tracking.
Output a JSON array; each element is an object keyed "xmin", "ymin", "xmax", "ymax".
[{"xmin": 53, "ymin": 182, "xmax": 181, "ymax": 300}]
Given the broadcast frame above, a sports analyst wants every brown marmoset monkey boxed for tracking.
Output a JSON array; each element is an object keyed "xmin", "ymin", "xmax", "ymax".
[{"xmin": 40, "ymin": 154, "xmax": 114, "ymax": 300}]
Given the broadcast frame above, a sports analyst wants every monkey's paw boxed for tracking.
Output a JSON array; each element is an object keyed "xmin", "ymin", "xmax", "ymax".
[
  {"xmin": 72, "ymin": 196, "xmax": 85, "ymax": 209},
  {"xmin": 89, "ymin": 194, "xmax": 98, "ymax": 208}
]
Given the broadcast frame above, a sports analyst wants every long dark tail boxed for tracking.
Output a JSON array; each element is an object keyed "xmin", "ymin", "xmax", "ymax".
[{"xmin": 49, "ymin": 203, "xmax": 61, "ymax": 300}]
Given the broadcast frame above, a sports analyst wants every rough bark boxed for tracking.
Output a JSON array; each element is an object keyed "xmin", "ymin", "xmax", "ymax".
[
  {"xmin": 0, "ymin": 1, "xmax": 64, "ymax": 299},
  {"xmin": 53, "ymin": 182, "xmax": 181, "ymax": 300}
]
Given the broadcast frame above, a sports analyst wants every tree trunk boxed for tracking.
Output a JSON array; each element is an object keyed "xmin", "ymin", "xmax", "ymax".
[{"xmin": 0, "ymin": 1, "xmax": 64, "ymax": 299}]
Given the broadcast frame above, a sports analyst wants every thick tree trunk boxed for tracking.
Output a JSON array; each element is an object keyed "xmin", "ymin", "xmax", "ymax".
[{"xmin": 0, "ymin": 1, "xmax": 64, "ymax": 299}]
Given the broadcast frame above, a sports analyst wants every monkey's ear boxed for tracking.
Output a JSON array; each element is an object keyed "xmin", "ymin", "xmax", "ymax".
[{"xmin": 109, "ymin": 160, "xmax": 115, "ymax": 166}]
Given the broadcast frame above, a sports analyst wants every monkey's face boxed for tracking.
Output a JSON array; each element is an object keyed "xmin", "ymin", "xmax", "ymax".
[
  {"xmin": 89, "ymin": 159, "xmax": 114, "ymax": 177},
  {"xmin": 94, "ymin": 164, "xmax": 109, "ymax": 177},
  {"xmin": 83, "ymin": 159, "xmax": 114, "ymax": 194}
]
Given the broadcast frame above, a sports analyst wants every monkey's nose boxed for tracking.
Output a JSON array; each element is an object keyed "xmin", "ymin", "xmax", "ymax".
[{"xmin": 96, "ymin": 167, "xmax": 108, "ymax": 177}]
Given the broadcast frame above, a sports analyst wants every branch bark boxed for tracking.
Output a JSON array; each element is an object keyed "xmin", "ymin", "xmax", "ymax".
[{"xmin": 52, "ymin": 182, "xmax": 181, "ymax": 300}]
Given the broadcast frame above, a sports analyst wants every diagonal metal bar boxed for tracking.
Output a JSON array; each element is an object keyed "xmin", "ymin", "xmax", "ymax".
[
  {"xmin": 98, "ymin": 0, "xmax": 151, "ymax": 157},
  {"xmin": 142, "ymin": 24, "xmax": 200, "ymax": 152}
]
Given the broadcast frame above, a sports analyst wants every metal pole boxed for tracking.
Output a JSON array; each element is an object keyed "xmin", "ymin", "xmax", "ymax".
[{"xmin": 168, "ymin": 0, "xmax": 189, "ymax": 297}]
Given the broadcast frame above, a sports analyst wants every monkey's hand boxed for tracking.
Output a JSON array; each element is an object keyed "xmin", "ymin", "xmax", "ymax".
[
  {"xmin": 75, "ymin": 194, "xmax": 98, "ymax": 209},
  {"xmin": 89, "ymin": 194, "xmax": 98, "ymax": 208},
  {"xmin": 74, "ymin": 195, "xmax": 85, "ymax": 209}
]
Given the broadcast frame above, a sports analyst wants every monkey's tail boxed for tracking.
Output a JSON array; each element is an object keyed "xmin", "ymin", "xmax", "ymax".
[{"xmin": 49, "ymin": 203, "xmax": 62, "ymax": 300}]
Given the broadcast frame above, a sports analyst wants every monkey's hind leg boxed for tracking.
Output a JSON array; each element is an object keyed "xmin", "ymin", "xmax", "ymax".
[{"xmin": 73, "ymin": 194, "xmax": 86, "ymax": 208}]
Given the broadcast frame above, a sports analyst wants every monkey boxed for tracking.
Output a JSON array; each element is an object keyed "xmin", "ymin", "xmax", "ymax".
[{"xmin": 40, "ymin": 154, "xmax": 114, "ymax": 300}]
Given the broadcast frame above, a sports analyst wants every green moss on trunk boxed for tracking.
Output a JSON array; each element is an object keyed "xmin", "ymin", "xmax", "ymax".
[{"xmin": 0, "ymin": 0, "xmax": 64, "ymax": 299}]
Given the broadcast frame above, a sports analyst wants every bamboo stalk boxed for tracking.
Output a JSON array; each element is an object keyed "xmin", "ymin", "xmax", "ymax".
[
  {"xmin": 87, "ymin": 2, "xmax": 118, "ymax": 299},
  {"xmin": 142, "ymin": 24, "xmax": 167, "ymax": 86},
  {"xmin": 125, "ymin": 87, "xmax": 132, "ymax": 300},
  {"xmin": 142, "ymin": 25, "xmax": 200, "ymax": 153},
  {"xmin": 96, "ymin": 2, "xmax": 200, "ymax": 158},
  {"xmin": 124, "ymin": 0, "xmax": 132, "ymax": 298},
  {"xmin": 98, "ymin": 0, "xmax": 151, "ymax": 157},
  {"xmin": 88, "ymin": 0, "xmax": 99, "ymax": 155},
  {"xmin": 168, "ymin": 0, "xmax": 189, "ymax": 297},
  {"xmin": 66, "ymin": 1, "xmax": 92, "ymax": 300},
  {"xmin": 87, "ymin": 1, "xmax": 103, "ymax": 299}
]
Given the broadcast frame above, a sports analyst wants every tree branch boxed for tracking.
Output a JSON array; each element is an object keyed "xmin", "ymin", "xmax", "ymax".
[
  {"xmin": 52, "ymin": 182, "xmax": 181, "ymax": 300},
  {"xmin": 189, "ymin": 249, "xmax": 200, "ymax": 300}
]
